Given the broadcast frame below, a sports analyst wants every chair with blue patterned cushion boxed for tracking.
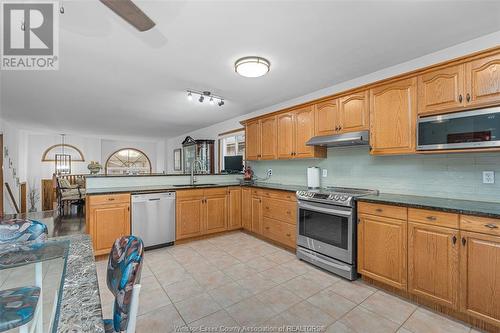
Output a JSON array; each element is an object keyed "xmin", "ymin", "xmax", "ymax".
[
  {"xmin": 104, "ymin": 236, "xmax": 144, "ymax": 333},
  {"xmin": 0, "ymin": 219, "xmax": 48, "ymax": 333},
  {"xmin": 0, "ymin": 219, "xmax": 48, "ymax": 244}
]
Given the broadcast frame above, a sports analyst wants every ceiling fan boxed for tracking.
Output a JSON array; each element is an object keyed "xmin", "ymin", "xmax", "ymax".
[{"xmin": 100, "ymin": 0, "xmax": 155, "ymax": 32}]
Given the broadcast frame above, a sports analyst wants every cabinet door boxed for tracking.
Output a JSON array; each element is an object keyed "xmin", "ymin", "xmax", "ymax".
[
  {"xmin": 315, "ymin": 99, "xmax": 338, "ymax": 136},
  {"xmin": 246, "ymin": 120, "xmax": 261, "ymax": 160},
  {"xmin": 241, "ymin": 188, "xmax": 252, "ymax": 231},
  {"xmin": 277, "ymin": 112, "xmax": 295, "ymax": 159},
  {"xmin": 251, "ymin": 196, "xmax": 262, "ymax": 234},
  {"xmin": 205, "ymin": 195, "xmax": 227, "ymax": 234},
  {"xmin": 176, "ymin": 198, "xmax": 204, "ymax": 240},
  {"xmin": 260, "ymin": 116, "xmax": 277, "ymax": 160},
  {"xmin": 369, "ymin": 77, "xmax": 417, "ymax": 155},
  {"xmin": 408, "ymin": 222, "xmax": 459, "ymax": 308},
  {"xmin": 466, "ymin": 52, "xmax": 500, "ymax": 108},
  {"xmin": 228, "ymin": 187, "xmax": 242, "ymax": 230},
  {"xmin": 460, "ymin": 231, "xmax": 500, "ymax": 326},
  {"xmin": 417, "ymin": 64, "xmax": 465, "ymax": 115},
  {"xmin": 339, "ymin": 91, "xmax": 369, "ymax": 132},
  {"xmin": 358, "ymin": 214, "xmax": 407, "ymax": 290},
  {"xmin": 294, "ymin": 106, "xmax": 316, "ymax": 158},
  {"xmin": 90, "ymin": 203, "xmax": 130, "ymax": 255}
]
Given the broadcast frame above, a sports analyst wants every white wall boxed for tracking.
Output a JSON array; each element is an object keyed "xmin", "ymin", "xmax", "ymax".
[{"xmin": 165, "ymin": 30, "xmax": 500, "ymax": 173}]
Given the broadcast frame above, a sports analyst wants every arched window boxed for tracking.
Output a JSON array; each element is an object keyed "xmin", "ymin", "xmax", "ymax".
[{"xmin": 105, "ymin": 148, "xmax": 152, "ymax": 175}]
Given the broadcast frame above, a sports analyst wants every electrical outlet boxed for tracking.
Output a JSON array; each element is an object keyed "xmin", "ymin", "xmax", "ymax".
[
  {"xmin": 322, "ymin": 169, "xmax": 328, "ymax": 177},
  {"xmin": 267, "ymin": 169, "xmax": 272, "ymax": 177},
  {"xmin": 483, "ymin": 171, "xmax": 495, "ymax": 184}
]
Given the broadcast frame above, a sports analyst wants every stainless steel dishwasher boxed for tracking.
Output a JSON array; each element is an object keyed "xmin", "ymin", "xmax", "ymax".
[{"xmin": 131, "ymin": 192, "xmax": 176, "ymax": 249}]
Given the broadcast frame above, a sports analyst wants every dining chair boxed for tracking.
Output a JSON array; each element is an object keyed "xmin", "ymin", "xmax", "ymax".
[
  {"xmin": 0, "ymin": 219, "xmax": 48, "ymax": 333},
  {"xmin": 103, "ymin": 236, "xmax": 144, "ymax": 333}
]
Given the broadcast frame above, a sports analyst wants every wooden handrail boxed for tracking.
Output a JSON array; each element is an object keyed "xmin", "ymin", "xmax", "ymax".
[{"xmin": 5, "ymin": 182, "xmax": 20, "ymax": 214}]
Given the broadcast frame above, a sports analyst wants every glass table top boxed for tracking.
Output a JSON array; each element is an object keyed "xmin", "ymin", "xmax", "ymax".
[{"xmin": 0, "ymin": 240, "xmax": 69, "ymax": 333}]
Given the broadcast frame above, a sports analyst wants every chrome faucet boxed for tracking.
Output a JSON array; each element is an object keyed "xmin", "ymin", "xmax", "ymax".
[{"xmin": 191, "ymin": 159, "xmax": 204, "ymax": 185}]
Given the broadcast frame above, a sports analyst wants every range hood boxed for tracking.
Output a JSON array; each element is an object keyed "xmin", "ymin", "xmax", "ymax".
[{"xmin": 306, "ymin": 131, "xmax": 369, "ymax": 147}]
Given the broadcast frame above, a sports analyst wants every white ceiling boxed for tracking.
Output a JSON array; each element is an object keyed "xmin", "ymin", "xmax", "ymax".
[{"xmin": 2, "ymin": 0, "xmax": 500, "ymax": 139}]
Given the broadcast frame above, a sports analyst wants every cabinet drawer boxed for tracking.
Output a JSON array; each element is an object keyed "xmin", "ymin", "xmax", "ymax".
[
  {"xmin": 460, "ymin": 215, "xmax": 500, "ymax": 236},
  {"xmin": 262, "ymin": 198, "xmax": 296, "ymax": 224},
  {"xmin": 88, "ymin": 193, "xmax": 130, "ymax": 205},
  {"xmin": 408, "ymin": 208, "xmax": 459, "ymax": 229},
  {"xmin": 204, "ymin": 187, "xmax": 228, "ymax": 197},
  {"xmin": 358, "ymin": 202, "xmax": 407, "ymax": 220},
  {"xmin": 176, "ymin": 189, "xmax": 205, "ymax": 199},
  {"xmin": 262, "ymin": 217, "xmax": 296, "ymax": 248},
  {"xmin": 260, "ymin": 189, "xmax": 296, "ymax": 201}
]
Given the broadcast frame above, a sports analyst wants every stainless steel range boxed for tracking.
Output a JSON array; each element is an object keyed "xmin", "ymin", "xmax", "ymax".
[{"xmin": 296, "ymin": 187, "xmax": 378, "ymax": 280}]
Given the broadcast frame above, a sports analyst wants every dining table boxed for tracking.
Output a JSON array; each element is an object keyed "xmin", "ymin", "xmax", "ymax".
[{"xmin": 0, "ymin": 234, "xmax": 104, "ymax": 333}]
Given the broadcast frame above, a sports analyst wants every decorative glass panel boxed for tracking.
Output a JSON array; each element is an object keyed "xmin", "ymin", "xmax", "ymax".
[{"xmin": 105, "ymin": 149, "xmax": 151, "ymax": 175}]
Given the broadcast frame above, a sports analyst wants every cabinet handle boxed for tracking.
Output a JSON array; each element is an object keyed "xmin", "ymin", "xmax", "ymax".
[
  {"xmin": 466, "ymin": 93, "xmax": 471, "ymax": 102},
  {"xmin": 286, "ymin": 211, "xmax": 291, "ymax": 215},
  {"xmin": 375, "ymin": 208, "xmax": 383, "ymax": 213},
  {"xmin": 452, "ymin": 235, "xmax": 457, "ymax": 245},
  {"xmin": 426, "ymin": 216, "xmax": 437, "ymax": 221},
  {"xmin": 265, "ymin": 226, "xmax": 270, "ymax": 230},
  {"xmin": 458, "ymin": 94, "xmax": 463, "ymax": 103},
  {"xmin": 108, "ymin": 198, "xmax": 115, "ymax": 201},
  {"xmin": 462, "ymin": 237, "xmax": 466, "ymax": 246},
  {"xmin": 265, "ymin": 206, "xmax": 270, "ymax": 210},
  {"xmin": 286, "ymin": 233, "xmax": 291, "ymax": 237},
  {"xmin": 484, "ymin": 223, "xmax": 499, "ymax": 229}
]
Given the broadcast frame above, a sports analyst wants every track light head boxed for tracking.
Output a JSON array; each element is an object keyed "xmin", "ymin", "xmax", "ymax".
[
  {"xmin": 199, "ymin": 95, "xmax": 204, "ymax": 103},
  {"xmin": 209, "ymin": 97, "xmax": 214, "ymax": 105},
  {"xmin": 218, "ymin": 100, "xmax": 225, "ymax": 107}
]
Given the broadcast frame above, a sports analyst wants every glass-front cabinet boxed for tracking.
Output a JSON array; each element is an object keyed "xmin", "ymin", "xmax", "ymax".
[{"xmin": 182, "ymin": 136, "xmax": 215, "ymax": 174}]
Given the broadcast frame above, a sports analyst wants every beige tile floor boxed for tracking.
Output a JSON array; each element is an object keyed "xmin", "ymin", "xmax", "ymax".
[{"xmin": 96, "ymin": 232, "xmax": 480, "ymax": 333}]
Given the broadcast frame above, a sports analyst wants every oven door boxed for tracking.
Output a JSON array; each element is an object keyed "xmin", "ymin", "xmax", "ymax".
[{"xmin": 297, "ymin": 200, "xmax": 353, "ymax": 264}]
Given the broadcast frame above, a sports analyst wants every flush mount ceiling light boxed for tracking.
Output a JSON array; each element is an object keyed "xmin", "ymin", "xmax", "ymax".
[
  {"xmin": 187, "ymin": 90, "xmax": 225, "ymax": 107},
  {"xmin": 234, "ymin": 56, "xmax": 270, "ymax": 78}
]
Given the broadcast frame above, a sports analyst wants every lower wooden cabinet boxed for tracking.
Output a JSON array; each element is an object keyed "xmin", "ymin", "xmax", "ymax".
[
  {"xmin": 408, "ymin": 222, "xmax": 459, "ymax": 309},
  {"xmin": 251, "ymin": 195, "xmax": 262, "ymax": 234},
  {"xmin": 86, "ymin": 194, "xmax": 131, "ymax": 256},
  {"xmin": 205, "ymin": 193, "xmax": 227, "ymax": 234},
  {"xmin": 459, "ymin": 231, "xmax": 500, "ymax": 326},
  {"xmin": 358, "ymin": 213, "xmax": 407, "ymax": 290},
  {"xmin": 228, "ymin": 187, "xmax": 242, "ymax": 230},
  {"xmin": 242, "ymin": 187, "xmax": 252, "ymax": 231},
  {"xmin": 262, "ymin": 217, "xmax": 296, "ymax": 248}
]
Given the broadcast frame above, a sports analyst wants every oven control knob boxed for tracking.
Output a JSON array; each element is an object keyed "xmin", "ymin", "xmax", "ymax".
[
  {"xmin": 341, "ymin": 196, "xmax": 348, "ymax": 201},
  {"xmin": 334, "ymin": 195, "xmax": 340, "ymax": 200}
]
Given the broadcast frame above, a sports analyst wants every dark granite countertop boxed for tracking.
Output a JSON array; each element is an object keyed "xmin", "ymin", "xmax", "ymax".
[
  {"xmin": 87, "ymin": 182, "xmax": 308, "ymax": 195},
  {"xmin": 357, "ymin": 193, "xmax": 500, "ymax": 219}
]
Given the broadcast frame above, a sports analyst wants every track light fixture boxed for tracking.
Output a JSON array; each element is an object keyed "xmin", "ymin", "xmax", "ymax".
[{"xmin": 186, "ymin": 90, "xmax": 225, "ymax": 107}]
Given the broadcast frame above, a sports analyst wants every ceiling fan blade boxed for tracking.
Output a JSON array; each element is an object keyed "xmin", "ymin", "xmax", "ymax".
[{"xmin": 100, "ymin": 0, "xmax": 155, "ymax": 32}]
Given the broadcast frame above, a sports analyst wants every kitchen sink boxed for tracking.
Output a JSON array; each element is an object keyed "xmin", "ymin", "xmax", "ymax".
[{"xmin": 172, "ymin": 183, "xmax": 219, "ymax": 187}]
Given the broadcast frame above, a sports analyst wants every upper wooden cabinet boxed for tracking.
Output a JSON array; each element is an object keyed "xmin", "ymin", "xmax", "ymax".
[
  {"xmin": 466, "ymin": 52, "xmax": 500, "ymax": 108},
  {"xmin": 260, "ymin": 117, "xmax": 277, "ymax": 160},
  {"xmin": 277, "ymin": 107, "xmax": 326, "ymax": 159},
  {"xmin": 418, "ymin": 64, "xmax": 465, "ymax": 115},
  {"xmin": 245, "ymin": 120, "xmax": 261, "ymax": 160},
  {"xmin": 460, "ymin": 231, "xmax": 500, "ymax": 326},
  {"xmin": 418, "ymin": 51, "xmax": 500, "ymax": 115},
  {"xmin": 314, "ymin": 98, "xmax": 338, "ymax": 136},
  {"xmin": 338, "ymin": 91, "xmax": 369, "ymax": 132},
  {"xmin": 369, "ymin": 77, "xmax": 417, "ymax": 155}
]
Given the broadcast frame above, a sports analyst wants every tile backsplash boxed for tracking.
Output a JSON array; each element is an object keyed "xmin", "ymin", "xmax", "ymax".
[{"xmin": 249, "ymin": 147, "xmax": 500, "ymax": 202}]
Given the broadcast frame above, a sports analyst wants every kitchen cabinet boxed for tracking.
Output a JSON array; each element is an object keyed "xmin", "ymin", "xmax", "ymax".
[
  {"xmin": 246, "ymin": 120, "xmax": 261, "ymax": 160},
  {"xmin": 277, "ymin": 107, "xmax": 326, "ymax": 159},
  {"xmin": 418, "ymin": 51, "xmax": 500, "ymax": 115},
  {"xmin": 227, "ymin": 187, "xmax": 242, "ymax": 230},
  {"xmin": 314, "ymin": 98, "xmax": 338, "ymax": 136},
  {"xmin": 418, "ymin": 64, "xmax": 465, "ymax": 115},
  {"xmin": 176, "ymin": 188, "xmax": 227, "ymax": 240},
  {"xmin": 459, "ymin": 231, "xmax": 500, "ymax": 326},
  {"xmin": 251, "ymin": 195, "xmax": 262, "ymax": 234},
  {"xmin": 358, "ymin": 203, "xmax": 408, "ymax": 290},
  {"xmin": 369, "ymin": 77, "xmax": 417, "ymax": 155},
  {"xmin": 262, "ymin": 217, "xmax": 296, "ymax": 248},
  {"xmin": 86, "ymin": 194, "xmax": 131, "ymax": 256},
  {"xmin": 408, "ymin": 222, "xmax": 459, "ymax": 309},
  {"xmin": 260, "ymin": 117, "xmax": 277, "ymax": 160},
  {"xmin": 338, "ymin": 91, "xmax": 369, "ymax": 132},
  {"xmin": 466, "ymin": 52, "xmax": 500, "ymax": 108},
  {"xmin": 242, "ymin": 187, "xmax": 252, "ymax": 231}
]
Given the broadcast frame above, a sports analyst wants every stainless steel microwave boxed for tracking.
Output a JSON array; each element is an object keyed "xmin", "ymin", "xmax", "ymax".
[{"xmin": 417, "ymin": 107, "xmax": 500, "ymax": 151}]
